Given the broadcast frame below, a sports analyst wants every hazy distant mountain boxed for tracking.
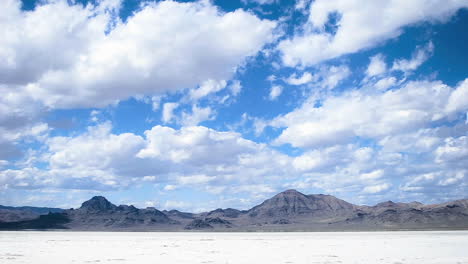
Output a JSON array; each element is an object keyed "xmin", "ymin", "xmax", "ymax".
[
  {"xmin": 1, "ymin": 190, "xmax": 467, "ymax": 231},
  {"xmin": 0, "ymin": 205, "xmax": 64, "ymax": 223},
  {"xmin": 162, "ymin": 209, "xmax": 195, "ymax": 219},
  {"xmin": 333, "ymin": 197, "xmax": 468, "ymax": 230}
]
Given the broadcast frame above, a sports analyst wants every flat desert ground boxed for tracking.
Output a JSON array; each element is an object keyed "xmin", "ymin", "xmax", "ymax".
[{"xmin": 1, "ymin": 231, "xmax": 467, "ymax": 263}]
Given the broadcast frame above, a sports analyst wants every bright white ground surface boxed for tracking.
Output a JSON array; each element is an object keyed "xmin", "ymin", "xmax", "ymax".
[{"xmin": 0, "ymin": 231, "xmax": 467, "ymax": 264}]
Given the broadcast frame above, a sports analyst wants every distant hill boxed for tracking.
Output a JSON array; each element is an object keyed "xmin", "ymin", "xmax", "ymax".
[
  {"xmin": 0, "ymin": 205, "xmax": 64, "ymax": 223},
  {"xmin": 1, "ymin": 190, "xmax": 467, "ymax": 231},
  {"xmin": 247, "ymin": 189, "xmax": 356, "ymax": 219}
]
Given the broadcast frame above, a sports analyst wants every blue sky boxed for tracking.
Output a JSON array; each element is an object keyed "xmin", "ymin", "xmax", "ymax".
[{"xmin": 1, "ymin": 0, "xmax": 467, "ymax": 211}]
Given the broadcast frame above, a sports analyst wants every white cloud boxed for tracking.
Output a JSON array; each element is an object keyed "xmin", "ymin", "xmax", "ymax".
[
  {"xmin": 285, "ymin": 65, "xmax": 350, "ymax": 91},
  {"xmin": 151, "ymin": 96, "xmax": 162, "ymax": 111},
  {"xmin": 2, "ymin": 118, "xmax": 465, "ymax": 204},
  {"xmin": 392, "ymin": 42, "xmax": 434, "ymax": 73},
  {"xmin": 1, "ymin": 0, "xmax": 276, "ymax": 108},
  {"xmin": 320, "ymin": 65, "xmax": 350, "ymax": 89},
  {"xmin": 189, "ymin": 79, "xmax": 227, "ymax": 102},
  {"xmin": 0, "ymin": 84, "xmax": 49, "ymax": 160},
  {"xmin": 177, "ymin": 174, "xmax": 215, "ymax": 185},
  {"xmin": 163, "ymin": 200, "xmax": 191, "ymax": 211},
  {"xmin": 0, "ymin": 160, "xmax": 8, "ymax": 168},
  {"xmin": 163, "ymin": 184, "xmax": 177, "ymax": 191},
  {"xmin": 89, "ymin": 110, "xmax": 100, "ymax": 123},
  {"xmin": 360, "ymin": 169, "xmax": 384, "ymax": 180},
  {"xmin": 374, "ymin": 77, "xmax": 397, "ymax": 91},
  {"xmin": 266, "ymin": 75, "xmax": 277, "ymax": 82},
  {"xmin": 378, "ymin": 128, "xmax": 441, "ymax": 153},
  {"xmin": 229, "ymin": 80, "xmax": 242, "ymax": 96},
  {"xmin": 295, "ymin": 0, "xmax": 308, "ymax": 10},
  {"xmin": 234, "ymin": 184, "xmax": 276, "ymax": 194},
  {"xmin": 162, "ymin": 102, "xmax": 179, "ymax": 123},
  {"xmin": 142, "ymin": 176, "xmax": 156, "ymax": 182},
  {"xmin": 138, "ymin": 125, "xmax": 260, "ymax": 165},
  {"xmin": 292, "ymin": 144, "xmax": 354, "ymax": 172},
  {"xmin": 242, "ymin": 0, "xmax": 278, "ymax": 5},
  {"xmin": 181, "ymin": 105, "xmax": 214, "ymax": 126},
  {"xmin": 437, "ymin": 171, "xmax": 465, "ymax": 186},
  {"xmin": 446, "ymin": 78, "xmax": 468, "ymax": 114},
  {"xmin": 366, "ymin": 54, "xmax": 387, "ymax": 77},
  {"xmin": 272, "ymin": 79, "xmax": 468, "ymax": 148},
  {"xmin": 401, "ymin": 170, "xmax": 467, "ymax": 194},
  {"xmin": 278, "ymin": 0, "xmax": 466, "ymax": 67},
  {"xmin": 47, "ymin": 122, "xmax": 147, "ymax": 179},
  {"xmin": 285, "ymin": 72, "xmax": 313, "ymax": 85},
  {"xmin": 435, "ymin": 136, "xmax": 468, "ymax": 164},
  {"xmin": 269, "ymin": 85, "xmax": 283, "ymax": 100},
  {"xmin": 363, "ymin": 183, "xmax": 391, "ymax": 194},
  {"xmin": 0, "ymin": 167, "xmax": 54, "ymax": 189},
  {"xmin": 0, "ymin": 122, "xmax": 294, "ymax": 192},
  {"xmin": 1, "ymin": 122, "xmax": 146, "ymax": 190}
]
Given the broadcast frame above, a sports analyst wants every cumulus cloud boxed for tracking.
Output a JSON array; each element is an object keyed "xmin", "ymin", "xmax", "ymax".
[
  {"xmin": 228, "ymin": 80, "xmax": 243, "ymax": 96},
  {"xmin": 1, "ymin": 0, "xmax": 276, "ymax": 108},
  {"xmin": 374, "ymin": 77, "xmax": 397, "ymax": 91},
  {"xmin": 189, "ymin": 79, "xmax": 227, "ymax": 102},
  {"xmin": 163, "ymin": 184, "xmax": 177, "ymax": 191},
  {"xmin": 360, "ymin": 170, "xmax": 385, "ymax": 180},
  {"xmin": 363, "ymin": 183, "xmax": 391, "ymax": 194},
  {"xmin": 2, "ymin": 118, "xmax": 466, "ymax": 204},
  {"xmin": 446, "ymin": 78, "xmax": 468, "ymax": 114},
  {"xmin": 392, "ymin": 42, "xmax": 434, "ymax": 73},
  {"xmin": 366, "ymin": 54, "xmax": 387, "ymax": 77},
  {"xmin": 379, "ymin": 129, "xmax": 441, "ymax": 154},
  {"xmin": 163, "ymin": 200, "xmax": 192, "ymax": 211},
  {"xmin": 278, "ymin": 0, "xmax": 467, "ymax": 66},
  {"xmin": 162, "ymin": 102, "xmax": 179, "ymax": 123},
  {"xmin": 285, "ymin": 72, "xmax": 313, "ymax": 85},
  {"xmin": 181, "ymin": 105, "xmax": 214, "ymax": 126},
  {"xmin": 319, "ymin": 65, "xmax": 350, "ymax": 89},
  {"xmin": 282, "ymin": 145, "xmax": 399, "ymax": 200},
  {"xmin": 284, "ymin": 65, "xmax": 350, "ymax": 91},
  {"xmin": 0, "ymin": 84, "xmax": 49, "ymax": 160},
  {"xmin": 269, "ymin": 85, "xmax": 283, "ymax": 100},
  {"xmin": 0, "ymin": 123, "xmax": 293, "ymax": 193},
  {"xmin": 435, "ymin": 136, "xmax": 468, "ymax": 164},
  {"xmin": 272, "ymin": 79, "xmax": 468, "ymax": 148},
  {"xmin": 401, "ymin": 170, "xmax": 466, "ymax": 195},
  {"xmin": 292, "ymin": 144, "xmax": 354, "ymax": 172}
]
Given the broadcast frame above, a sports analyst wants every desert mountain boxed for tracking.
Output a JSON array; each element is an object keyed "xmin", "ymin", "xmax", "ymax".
[
  {"xmin": 65, "ymin": 196, "xmax": 175, "ymax": 230},
  {"xmin": 1, "ymin": 190, "xmax": 467, "ymax": 231},
  {"xmin": 0, "ymin": 205, "xmax": 64, "ymax": 223},
  {"xmin": 79, "ymin": 196, "xmax": 117, "ymax": 212},
  {"xmin": 247, "ymin": 189, "xmax": 356, "ymax": 220}
]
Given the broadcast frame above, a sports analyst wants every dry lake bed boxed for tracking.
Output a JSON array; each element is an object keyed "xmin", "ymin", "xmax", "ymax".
[{"xmin": 1, "ymin": 231, "xmax": 467, "ymax": 263}]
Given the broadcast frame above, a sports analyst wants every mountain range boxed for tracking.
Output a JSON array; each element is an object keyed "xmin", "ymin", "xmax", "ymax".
[{"xmin": 1, "ymin": 189, "xmax": 467, "ymax": 231}]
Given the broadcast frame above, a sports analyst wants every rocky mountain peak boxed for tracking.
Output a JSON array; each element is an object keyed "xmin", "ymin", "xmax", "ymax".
[
  {"xmin": 278, "ymin": 189, "xmax": 305, "ymax": 196},
  {"xmin": 80, "ymin": 196, "xmax": 117, "ymax": 212},
  {"xmin": 268, "ymin": 189, "xmax": 309, "ymax": 202},
  {"xmin": 375, "ymin": 201, "xmax": 396, "ymax": 207},
  {"xmin": 248, "ymin": 190, "xmax": 355, "ymax": 219}
]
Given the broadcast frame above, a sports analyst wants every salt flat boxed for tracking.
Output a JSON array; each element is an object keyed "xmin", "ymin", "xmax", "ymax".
[{"xmin": 0, "ymin": 231, "xmax": 467, "ymax": 264}]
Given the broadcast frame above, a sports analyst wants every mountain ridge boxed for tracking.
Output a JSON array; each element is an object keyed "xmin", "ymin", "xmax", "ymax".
[{"xmin": 1, "ymin": 189, "xmax": 467, "ymax": 231}]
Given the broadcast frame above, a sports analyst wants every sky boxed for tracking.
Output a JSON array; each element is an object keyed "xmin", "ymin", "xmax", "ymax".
[{"xmin": 1, "ymin": 0, "xmax": 468, "ymax": 211}]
